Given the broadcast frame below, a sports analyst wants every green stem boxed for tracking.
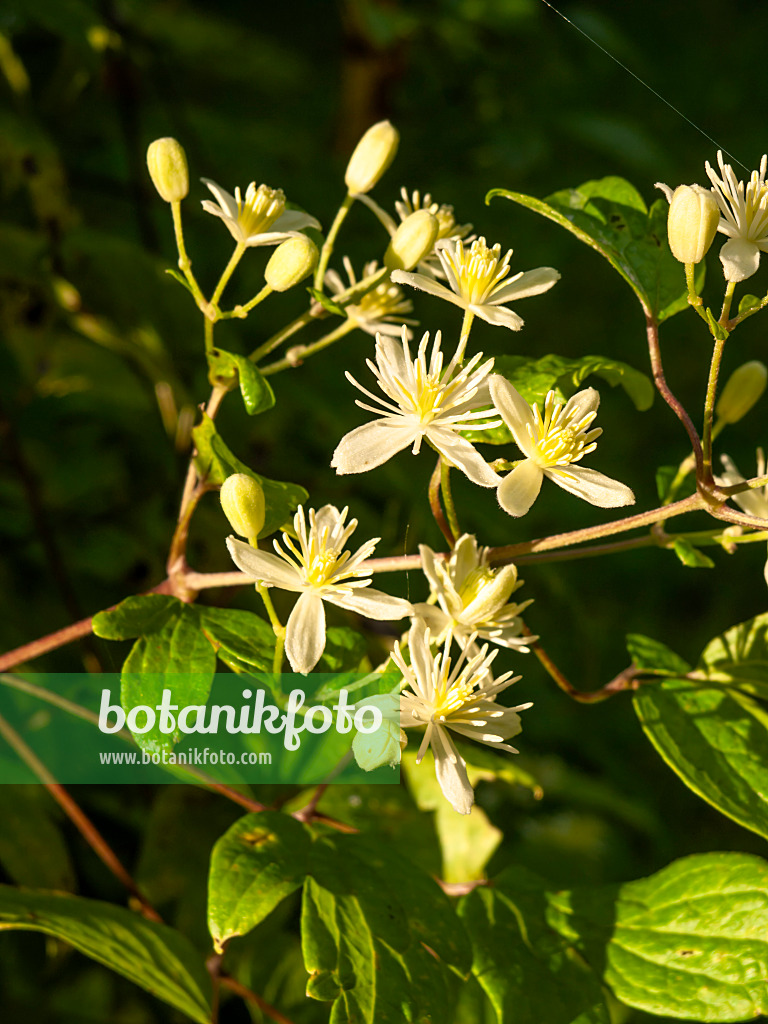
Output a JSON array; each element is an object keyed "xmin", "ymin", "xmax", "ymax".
[
  {"xmin": 440, "ymin": 460, "xmax": 460, "ymax": 541},
  {"xmin": 314, "ymin": 192, "xmax": 354, "ymax": 289},
  {"xmin": 249, "ymin": 309, "xmax": 315, "ymax": 363},
  {"xmin": 221, "ymin": 284, "xmax": 272, "ymax": 320},
  {"xmin": 211, "ymin": 242, "xmax": 247, "ymax": 308},
  {"xmin": 720, "ymin": 279, "xmax": 736, "ymax": 325},
  {"xmin": 702, "ymin": 331, "xmax": 728, "ymax": 485},
  {"xmin": 685, "ymin": 262, "xmax": 708, "ymax": 323},
  {"xmin": 260, "ymin": 320, "xmax": 357, "ymax": 376},
  {"xmin": 171, "ymin": 200, "xmax": 207, "ymax": 309}
]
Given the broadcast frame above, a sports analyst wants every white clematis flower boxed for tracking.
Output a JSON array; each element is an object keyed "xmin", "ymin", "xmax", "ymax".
[
  {"xmin": 226, "ymin": 504, "xmax": 411, "ymax": 674},
  {"xmin": 201, "ymin": 179, "xmax": 320, "ymax": 247},
  {"xmin": 489, "ymin": 375, "xmax": 635, "ymax": 517},
  {"xmin": 325, "ymin": 257, "xmax": 416, "ymax": 338},
  {"xmin": 331, "ymin": 327, "xmax": 502, "ymax": 487},
  {"xmin": 396, "ymin": 617, "xmax": 531, "ymax": 814},
  {"xmin": 394, "ymin": 188, "xmax": 474, "ymax": 277},
  {"xmin": 705, "ymin": 151, "xmax": 768, "ymax": 282},
  {"xmin": 391, "ymin": 237, "xmax": 559, "ymax": 332},
  {"xmin": 414, "ymin": 534, "xmax": 533, "ymax": 653},
  {"xmin": 716, "ymin": 450, "xmax": 768, "ymax": 585}
]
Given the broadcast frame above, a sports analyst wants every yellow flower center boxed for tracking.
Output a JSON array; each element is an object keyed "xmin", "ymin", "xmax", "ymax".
[
  {"xmin": 236, "ymin": 183, "xmax": 285, "ymax": 237},
  {"xmin": 356, "ymin": 281, "xmax": 410, "ymax": 321},
  {"xmin": 446, "ymin": 238, "xmax": 512, "ymax": 304},
  {"xmin": 432, "ymin": 671, "xmax": 477, "ymax": 720},
  {"xmin": 531, "ymin": 394, "xmax": 598, "ymax": 469}
]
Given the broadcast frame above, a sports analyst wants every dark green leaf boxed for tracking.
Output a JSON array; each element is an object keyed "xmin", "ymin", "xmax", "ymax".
[
  {"xmin": 634, "ymin": 676, "xmax": 768, "ymax": 840},
  {"xmin": 302, "ymin": 834, "xmax": 472, "ymax": 1023},
  {"xmin": 459, "ymin": 867, "xmax": 609, "ymax": 1024},
  {"xmin": 192, "ymin": 413, "xmax": 307, "ymax": 537},
  {"xmin": 207, "ymin": 347, "xmax": 275, "ymax": 416},
  {"xmin": 0, "ymin": 885, "xmax": 211, "ymax": 1023},
  {"xmin": 92, "ymin": 594, "xmax": 179, "ymax": 641},
  {"xmin": 488, "ymin": 179, "xmax": 704, "ymax": 322},
  {"xmin": 208, "ymin": 811, "xmax": 313, "ymax": 953},
  {"xmin": 0, "ymin": 788, "xmax": 75, "ymax": 890},
  {"xmin": 198, "ymin": 606, "xmax": 276, "ymax": 673},
  {"xmin": 546, "ymin": 853, "xmax": 768, "ymax": 1021},
  {"xmin": 625, "ymin": 633, "xmax": 690, "ymax": 674},
  {"xmin": 671, "ymin": 537, "xmax": 715, "ymax": 568},
  {"xmin": 317, "ymin": 626, "xmax": 367, "ymax": 672},
  {"xmin": 655, "ymin": 464, "xmax": 680, "ymax": 502},
  {"xmin": 697, "ymin": 611, "xmax": 768, "ymax": 701},
  {"xmin": 121, "ymin": 604, "xmax": 216, "ymax": 756}
]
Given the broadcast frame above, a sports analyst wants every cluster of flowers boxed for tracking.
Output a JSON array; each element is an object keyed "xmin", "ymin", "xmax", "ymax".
[{"xmin": 202, "ymin": 121, "xmax": 645, "ymax": 812}]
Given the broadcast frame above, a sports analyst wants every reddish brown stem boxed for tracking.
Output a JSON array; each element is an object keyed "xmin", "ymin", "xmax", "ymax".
[
  {"xmin": 220, "ymin": 974, "xmax": 297, "ymax": 1024},
  {"xmin": 428, "ymin": 456, "xmax": 455, "ymax": 547},
  {"xmin": 0, "ymin": 711, "xmax": 161, "ymax": 922}
]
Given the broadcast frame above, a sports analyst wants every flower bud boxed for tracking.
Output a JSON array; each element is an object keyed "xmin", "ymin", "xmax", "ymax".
[
  {"xmin": 666, "ymin": 184, "xmax": 720, "ymax": 264},
  {"xmin": 384, "ymin": 209, "xmax": 439, "ymax": 272},
  {"xmin": 344, "ymin": 120, "xmax": 399, "ymax": 195},
  {"xmin": 146, "ymin": 137, "xmax": 189, "ymax": 203},
  {"xmin": 716, "ymin": 360, "xmax": 768, "ymax": 424},
  {"xmin": 264, "ymin": 235, "xmax": 318, "ymax": 292},
  {"xmin": 220, "ymin": 474, "xmax": 265, "ymax": 540}
]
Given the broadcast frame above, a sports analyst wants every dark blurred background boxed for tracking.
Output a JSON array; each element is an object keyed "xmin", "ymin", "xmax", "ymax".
[{"xmin": 1, "ymin": 1, "xmax": 767, "ymax": 1019}]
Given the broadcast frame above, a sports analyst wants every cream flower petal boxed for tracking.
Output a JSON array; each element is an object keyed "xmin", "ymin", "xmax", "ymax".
[
  {"xmin": 407, "ymin": 616, "xmax": 435, "ymax": 702},
  {"xmin": 488, "ymin": 267, "xmax": 560, "ymax": 303},
  {"xmin": 431, "ymin": 725, "xmax": 474, "ymax": 815},
  {"xmin": 285, "ymin": 591, "xmax": 326, "ymax": 674},
  {"xmin": 271, "ymin": 209, "xmax": 321, "ymax": 233},
  {"xmin": 451, "ymin": 533, "xmax": 479, "ymax": 588},
  {"xmin": 497, "ymin": 460, "xmax": 544, "ymax": 517},
  {"xmin": 411, "ymin": 602, "xmax": 452, "ymax": 642},
  {"xmin": 461, "ymin": 565, "xmax": 518, "ymax": 622},
  {"xmin": 417, "ymin": 544, "xmax": 444, "ymax": 598},
  {"xmin": 472, "ymin": 304, "xmax": 524, "ymax": 331},
  {"xmin": 226, "ymin": 538, "xmax": 305, "ymax": 592},
  {"xmin": 719, "ymin": 238, "xmax": 761, "ymax": 283},
  {"xmin": 488, "ymin": 375, "xmax": 536, "ymax": 457},
  {"xmin": 545, "ymin": 465, "xmax": 635, "ymax": 508},
  {"xmin": 331, "ymin": 420, "xmax": 419, "ymax": 474},
  {"xmin": 390, "ymin": 269, "xmax": 463, "ymax": 307},
  {"xmin": 329, "ymin": 587, "xmax": 412, "ymax": 621},
  {"xmin": 201, "ymin": 179, "xmax": 239, "ymax": 220},
  {"xmin": 562, "ymin": 387, "xmax": 600, "ymax": 421},
  {"xmin": 428, "ymin": 426, "xmax": 501, "ymax": 487}
]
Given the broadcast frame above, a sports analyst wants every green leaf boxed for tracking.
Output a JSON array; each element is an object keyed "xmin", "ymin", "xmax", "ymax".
[
  {"xmin": 0, "ymin": 885, "xmax": 212, "ymax": 1023},
  {"xmin": 625, "ymin": 633, "xmax": 691, "ymax": 675},
  {"xmin": 165, "ymin": 267, "xmax": 195, "ymax": 296},
  {"xmin": 92, "ymin": 594, "xmax": 179, "ymax": 641},
  {"xmin": 465, "ymin": 352, "xmax": 652, "ymax": 444},
  {"xmin": 207, "ymin": 347, "xmax": 275, "ymax": 416},
  {"xmin": 671, "ymin": 537, "xmax": 715, "ymax": 568},
  {"xmin": 697, "ymin": 611, "xmax": 768, "ymax": 700},
  {"xmin": 655, "ymin": 463, "xmax": 680, "ymax": 502},
  {"xmin": 208, "ymin": 811, "xmax": 313, "ymax": 953},
  {"xmin": 121, "ymin": 603, "xmax": 216, "ymax": 756},
  {"xmin": 459, "ymin": 867, "xmax": 609, "ymax": 1024},
  {"xmin": 738, "ymin": 293, "xmax": 761, "ymax": 315},
  {"xmin": 402, "ymin": 751, "xmax": 502, "ymax": 883},
  {"xmin": 317, "ymin": 626, "xmax": 368, "ymax": 673},
  {"xmin": 634, "ymin": 676, "xmax": 768, "ymax": 840},
  {"xmin": 192, "ymin": 413, "xmax": 307, "ymax": 538},
  {"xmin": 198, "ymin": 606, "xmax": 276, "ymax": 673},
  {"xmin": 488, "ymin": 178, "xmax": 704, "ymax": 322},
  {"xmin": 302, "ymin": 834, "xmax": 472, "ymax": 1023},
  {"xmin": 546, "ymin": 852, "xmax": 768, "ymax": 1021},
  {"xmin": 307, "ymin": 287, "xmax": 345, "ymax": 317},
  {"xmin": 0, "ymin": 787, "xmax": 75, "ymax": 890}
]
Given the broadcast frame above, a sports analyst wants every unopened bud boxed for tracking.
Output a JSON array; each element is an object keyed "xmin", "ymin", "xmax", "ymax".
[
  {"xmin": 716, "ymin": 360, "xmax": 768, "ymax": 424},
  {"xmin": 384, "ymin": 209, "xmax": 439, "ymax": 272},
  {"xmin": 146, "ymin": 137, "xmax": 189, "ymax": 203},
  {"xmin": 264, "ymin": 235, "xmax": 318, "ymax": 292},
  {"xmin": 665, "ymin": 184, "xmax": 720, "ymax": 264},
  {"xmin": 220, "ymin": 474, "xmax": 265, "ymax": 539},
  {"xmin": 344, "ymin": 120, "xmax": 399, "ymax": 195}
]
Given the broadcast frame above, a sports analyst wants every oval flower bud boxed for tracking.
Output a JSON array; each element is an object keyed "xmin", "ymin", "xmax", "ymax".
[
  {"xmin": 146, "ymin": 137, "xmax": 189, "ymax": 203},
  {"xmin": 666, "ymin": 184, "xmax": 720, "ymax": 264},
  {"xmin": 220, "ymin": 474, "xmax": 265, "ymax": 540},
  {"xmin": 344, "ymin": 120, "xmax": 399, "ymax": 195},
  {"xmin": 384, "ymin": 209, "xmax": 439, "ymax": 272},
  {"xmin": 716, "ymin": 360, "xmax": 768, "ymax": 424},
  {"xmin": 264, "ymin": 235, "xmax": 319, "ymax": 292}
]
